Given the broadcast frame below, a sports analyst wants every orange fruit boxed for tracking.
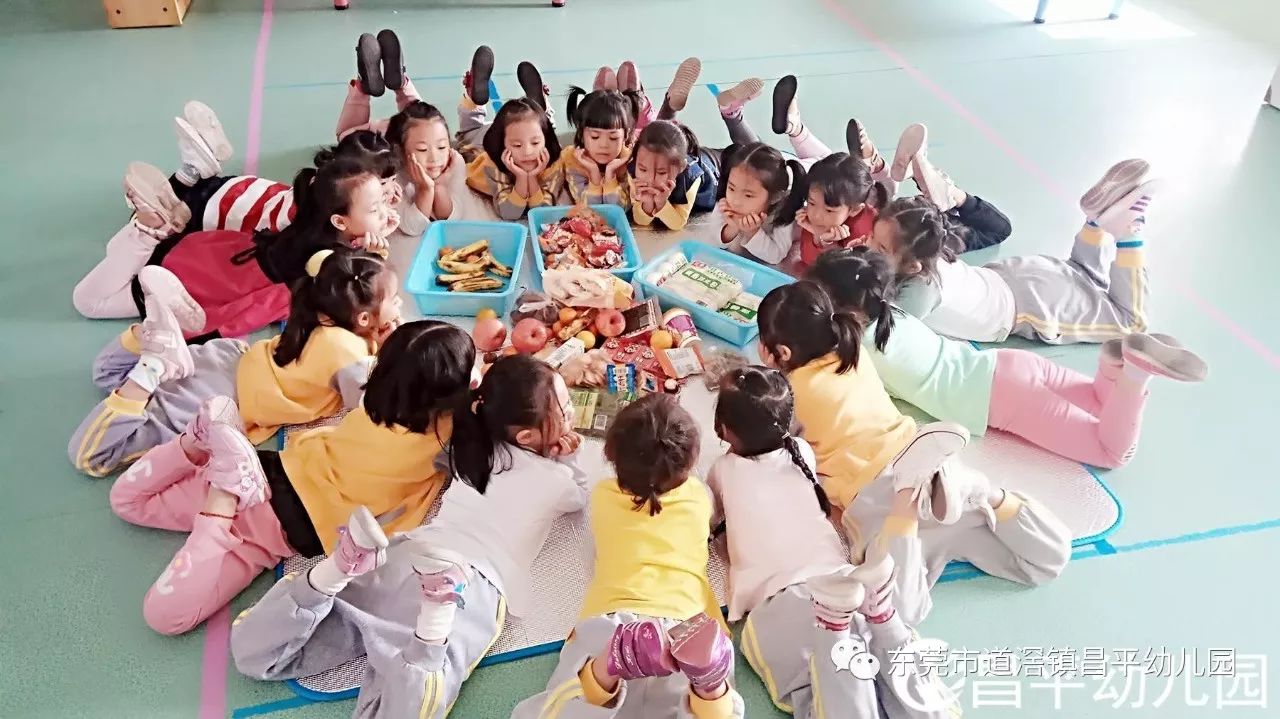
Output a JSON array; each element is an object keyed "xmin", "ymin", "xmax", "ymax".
[
  {"xmin": 650, "ymin": 329, "xmax": 675, "ymax": 351},
  {"xmin": 559, "ymin": 307, "xmax": 579, "ymax": 323},
  {"xmin": 475, "ymin": 308, "xmax": 498, "ymax": 321},
  {"xmin": 576, "ymin": 331, "xmax": 597, "ymax": 350}
]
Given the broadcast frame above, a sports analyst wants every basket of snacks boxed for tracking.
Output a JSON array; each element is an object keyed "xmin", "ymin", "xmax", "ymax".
[
  {"xmin": 527, "ymin": 204, "xmax": 643, "ymax": 282},
  {"xmin": 635, "ymin": 241, "xmax": 794, "ymax": 346},
  {"xmin": 404, "ymin": 221, "xmax": 526, "ymax": 317}
]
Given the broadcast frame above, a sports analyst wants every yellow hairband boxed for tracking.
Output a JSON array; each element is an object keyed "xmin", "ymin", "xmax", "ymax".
[{"xmin": 305, "ymin": 249, "xmax": 335, "ymax": 278}]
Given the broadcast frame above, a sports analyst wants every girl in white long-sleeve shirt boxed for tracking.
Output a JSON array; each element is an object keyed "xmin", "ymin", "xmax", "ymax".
[
  {"xmin": 230, "ymin": 355, "xmax": 587, "ymax": 718},
  {"xmin": 708, "ymin": 366, "xmax": 954, "ymax": 719}
]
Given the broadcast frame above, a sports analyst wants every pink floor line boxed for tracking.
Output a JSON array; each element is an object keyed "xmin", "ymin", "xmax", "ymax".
[
  {"xmin": 818, "ymin": 0, "xmax": 1280, "ymax": 370},
  {"xmin": 198, "ymin": 2, "xmax": 275, "ymax": 717}
]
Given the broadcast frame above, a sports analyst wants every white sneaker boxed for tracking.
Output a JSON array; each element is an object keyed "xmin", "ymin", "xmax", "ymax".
[
  {"xmin": 182, "ymin": 101, "xmax": 234, "ymax": 163},
  {"xmin": 1122, "ymin": 333, "xmax": 1209, "ymax": 383},
  {"xmin": 921, "ymin": 459, "xmax": 992, "ymax": 525},
  {"xmin": 124, "ymin": 161, "xmax": 191, "ymax": 234},
  {"xmin": 911, "ymin": 152, "xmax": 962, "ymax": 212},
  {"xmin": 139, "ymin": 266, "xmax": 205, "ymax": 335},
  {"xmin": 1095, "ymin": 179, "xmax": 1162, "ymax": 240},
  {"xmin": 889, "ymin": 123, "xmax": 927, "ymax": 183},
  {"xmin": 806, "ymin": 567, "xmax": 864, "ymax": 631},
  {"xmin": 849, "ymin": 545, "xmax": 895, "ymax": 619},
  {"xmin": 1079, "ymin": 159, "xmax": 1149, "ymax": 219},
  {"xmin": 173, "ymin": 116, "xmax": 222, "ymax": 183},
  {"xmin": 888, "ymin": 421, "xmax": 971, "ymax": 503}
]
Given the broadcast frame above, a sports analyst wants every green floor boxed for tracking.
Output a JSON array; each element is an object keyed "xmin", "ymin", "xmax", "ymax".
[{"xmin": 3, "ymin": 0, "xmax": 1279, "ymax": 716}]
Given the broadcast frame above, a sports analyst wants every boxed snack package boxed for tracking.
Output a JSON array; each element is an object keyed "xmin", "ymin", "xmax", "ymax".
[{"xmin": 659, "ymin": 261, "xmax": 744, "ymax": 310}]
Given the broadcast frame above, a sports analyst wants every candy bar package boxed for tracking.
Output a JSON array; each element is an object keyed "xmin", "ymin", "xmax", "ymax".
[
  {"xmin": 571, "ymin": 388, "xmax": 636, "ymax": 438},
  {"xmin": 621, "ymin": 297, "xmax": 661, "ymax": 338},
  {"xmin": 659, "ymin": 261, "xmax": 744, "ymax": 310},
  {"xmin": 719, "ymin": 292, "xmax": 761, "ymax": 324}
]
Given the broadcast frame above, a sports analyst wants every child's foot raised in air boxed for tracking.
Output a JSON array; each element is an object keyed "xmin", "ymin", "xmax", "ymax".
[
  {"xmin": 139, "ymin": 265, "xmax": 205, "ymax": 334},
  {"xmin": 889, "ymin": 122, "xmax": 927, "ymax": 183},
  {"xmin": 1094, "ymin": 177, "xmax": 1161, "ymax": 239},
  {"xmin": 716, "ymin": 77, "xmax": 763, "ymax": 118},
  {"xmin": 377, "ymin": 29, "xmax": 404, "ymax": 94},
  {"xmin": 805, "ymin": 568, "xmax": 864, "ymax": 631},
  {"xmin": 850, "ymin": 546, "xmax": 896, "ymax": 623},
  {"xmin": 886, "ymin": 421, "xmax": 970, "ymax": 521},
  {"xmin": 771, "ymin": 74, "xmax": 799, "ymax": 136},
  {"xmin": 199, "ymin": 415, "xmax": 266, "ymax": 510},
  {"xmin": 181, "ymin": 101, "xmax": 233, "ymax": 163},
  {"xmin": 593, "ymin": 66, "xmax": 618, "ymax": 92},
  {"xmin": 1119, "ymin": 333, "xmax": 1208, "ymax": 382},
  {"xmin": 308, "ymin": 505, "xmax": 389, "ymax": 594},
  {"xmin": 911, "ymin": 146, "xmax": 966, "ymax": 212},
  {"xmin": 1080, "ymin": 158, "xmax": 1149, "ymax": 220},
  {"xmin": 172, "ymin": 117, "xmax": 222, "ymax": 186},
  {"xmin": 124, "ymin": 161, "xmax": 191, "ymax": 235},
  {"xmin": 356, "ymin": 32, "xmax": 384, "ymax": 98},
  {"xmin": 668, "ymin": 613, "xmax": 734, "ymax": 697},
  {"xmin": 663, "ymin": 57, "xmax": 702, "ymax": 115},
  {"xmin": 127, "ymin": 292, "xmax": 194, "ymax": 393},
  {"xmin": 517, "ymin": 61, "xmax": 549, "ymax": 112},
  {"xmin": 846, "ymin": 118, "xmax": 886, "ymax": 175}
]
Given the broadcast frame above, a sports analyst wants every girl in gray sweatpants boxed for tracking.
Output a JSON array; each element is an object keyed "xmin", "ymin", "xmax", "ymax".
[{"xmin": 231, "ymin": 356, "xmax": 590, "ymax": 718}]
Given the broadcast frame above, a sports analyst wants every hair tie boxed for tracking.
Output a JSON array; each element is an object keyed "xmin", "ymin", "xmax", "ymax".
[{"xmin": 305, "ymin": 249, "xmax": 335, "ymax": 278}]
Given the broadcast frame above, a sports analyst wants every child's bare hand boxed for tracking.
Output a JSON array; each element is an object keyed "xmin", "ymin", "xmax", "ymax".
[
  {"xmin": 408, "ymin": 156, "xmax": 435, "ymax": 191},
  {"xmin": 739, "ymin": 212, "xmax": 765, "ymax": 235},
  {"xmin": 656, "ymin": 176, "xmax": 677, "ymax": 198},
  {"xmin": 382, "ymin": 179, "xmax": 404, "ymax": 207},
  {"xmin": 820, "ymin": 224, "xmax": 852, "ymax": 244},
  {"xmin": 551, "ymin": 432, "xmax": 583, "ymax": 457},
  {"xmin": 534, "ymin": 148, "xmax": 551, "ymax": 175},
  {"xmin": 605, "ymin": 157, "xmax": 629, "ymax": 181},
  {"xmin": 503, "ymin": 149, "xmax": 528, "ymax": 180},
  {"xmin": 358, "ymin": 232, "xmax": 390, "ymax": 254},
  {"xmin": 373, "ymin": 316, "xmax": 401, "ymax": 345}
]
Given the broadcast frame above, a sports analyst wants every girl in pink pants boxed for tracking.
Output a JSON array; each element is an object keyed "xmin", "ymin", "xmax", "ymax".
[{"xmin": 809, "ymin": 245, "xmax": 1208, "ymax": 469}]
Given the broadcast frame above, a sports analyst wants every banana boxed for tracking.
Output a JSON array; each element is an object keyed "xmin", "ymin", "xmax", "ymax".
[
  {"xmin": 440, "ymin": 239, "xmax": 489, "ymax": 263},
  {"xmin": 436, "ymin": 271, "xmax": 486, "ymax": 285}
]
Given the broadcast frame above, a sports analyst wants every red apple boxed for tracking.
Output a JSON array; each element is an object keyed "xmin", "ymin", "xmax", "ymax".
[
  {"xmin": 472, "ymin": 317, "xmax": 507, "ymax": 352},
  {"xmin": 595, "ymin": 308, "xmax": 626, "ymax": 338},
  {"xmin": 512, "ymin": 318, "xmax": 551, "ymax": 354}
]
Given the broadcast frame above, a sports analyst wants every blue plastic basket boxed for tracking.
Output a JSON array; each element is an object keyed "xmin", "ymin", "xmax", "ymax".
[
  {"xmin": 635, "ymin": 241, "xmax": 795, "ymax": 346},
  {"xmin": 526, "ymin": 205, "xmax": 643, "ymax": 282},
  {"xmin": 404, "ymin": 221, "xmax": 527, "ymax": 317}
]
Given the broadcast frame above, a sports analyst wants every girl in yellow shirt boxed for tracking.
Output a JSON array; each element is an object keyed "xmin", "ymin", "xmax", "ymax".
[
  {"xmin": 110, "ymin": 320, "xmax": 476, "ymax": 636},
  {"xmin": 512, "ymin": 394, "xmax": 745, "ymax": 719},
  {"xmin": 758, "ymin": 281, "xmax": 1072, "ymax": 627}
]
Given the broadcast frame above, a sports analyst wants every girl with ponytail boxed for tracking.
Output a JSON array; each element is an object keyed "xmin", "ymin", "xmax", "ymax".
[
  {"xmin": 714, "ymin": 142, "xmax": 808, "ymax": 266},
  {"xmin": 760, "ymin": 280, "xmax": 1076, "ymax": 630},
  {"xmin": 707, "ymin": 365, "xmax": 943, "ymax": 715},
  {"xmin": 810, "ymin": 246, "xmax": 1208, "ymax": 469},
  {"xmin": 68, "ymin": 247, "xmax": 397, "ymax": 478}
]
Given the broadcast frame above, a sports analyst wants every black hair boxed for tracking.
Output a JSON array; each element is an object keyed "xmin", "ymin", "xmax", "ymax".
[
  {"xmin": 566, "ymin": 87, "xmax": 642, "ymax": 149},
  {"xmin": 385, "ymin": 101, "xmax": 450, "ymax": 160},
  {"xmin": 363, "ymin": 320, "xmax": 475, "ymax": 438},
  {"xmin": 879, "ymin": 196, "xmax": 966, "ymax": 282},
  {"xmin": 272, "ymin": 248, "xmax": 390, "ymax": 366},
  {"xmin": 448, "ymin": 355, "xmax": 562, "ymax": 495},
  {"xmin": 481, "ymin": 98, "xmax": 563, "ymax": 180},
  {"xmin": 758, "ymin": 280, "xmax": 865, "ymax": 375},
  {"xmin": 315, "ymin": 130, "xmax": 396, "ymax": 180},
  {"xmin": 715, "ymin": 366, "xmax": 831, "ymax": 515},
  {"xmin": 805, "ymin": 152, "xmax": 887, "ymax": 212},
  {"xmin": 807, "ymin": 246, "xmax": 897, "ymax": 352},
  {"xmin": 634, "ymin": 120, "xmax": 700, "ymax": 165},
  {"xmin": 717, "ymin": 142, "xmax": 807, "ymax": 226},
  {"xmin": 234, "ymin": 157, "xmax": 383, "ymax": 284},
  {"xmin": 604, "ymin": 393, "xmax": 699, "ymax": 516}
]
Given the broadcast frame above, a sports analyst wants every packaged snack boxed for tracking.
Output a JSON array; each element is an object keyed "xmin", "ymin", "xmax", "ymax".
[
  {"xmin": 718, "ymin": 292, "xmax": 761, "ymax": 324},
  {"xmin": 621, "ymin": 297, "xmax": 661, "ymax": 338},
  {"xmin": 510, "ymin": 289, "xmax": 560, "ymax": 325},
  {"xmin": 575, "ymin": 389, "xmax": 635, "ymax": 438},
  {"xmin": 542, "ymin": 337, "xmax": 586, "ymax": 369},
  {"xmin": 606, "ymin": 363, "xmax": 637, "ymax": 395},
  {"xmin": 661, "ymin": 308, "xmax": 700, "ymax": 347},
  {"xmin": 657, "ymin": 346, "xmax": 704, "ymax": 380},
  {"xmin": 538, "ymin": 207, "xmax": 626, "ymax": 270},
  {"xmin": 645, "ymin": 252, "xmax": 689, "ymax": 287},
  {"xmin": 659, "ymin": 261, "xmax": 744, "ymax": 310},
  {"xmin": 543, "ymin": 267, "xmax": 633, "ymax": 309}
]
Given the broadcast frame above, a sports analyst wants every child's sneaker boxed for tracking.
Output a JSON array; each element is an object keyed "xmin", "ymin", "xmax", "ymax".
[
  {"xmin": 356, "ymin": 32, "xmax": 384, "ymax": 98},
  {"xmin": 465, "ymin": 46, "xmax": 495, "ymax": 106},
  {"xmin": 771, "ymin": 74, "xmax": 799, "ymax": 135},
  {"xmin": 805, "ymin": 568, "xmax": 864, "ymax": 631},
  {"xmin": 412, "ymin": 547, "xmax": 471, "ymax": 607},
  {"xmin": 668, "ymin": 613, "xmax": 734, "ymax": 691},
  {"xmin": 888, "ymin": 421, "xmax": 971, "ymax": 508},
  {"xmin": 1079, "ymin": 158, "xmax": 1149, "ymax": 219},
  {"xmin": 716, "ymin": 77, "xmax": 763, "ymax": 118},
  {"xmin": 911, "ymin": 152, "xmax": 964, "ymax": 212},
  {"xmin": 517, "ymin": 61, "xmax": 549, "ymax": 112},
  {"xmin": 139, "ymin": 300, "xmax": 194, "ymax": 383},
  {"xmin": 850, "ymin": 546, "xmax": 896, "ymax": 622},
  {"xmin": 1122, "ymin": 333, "xmax": 1208, "ymax": 382},
  {"xmin": 1095, "ymin": 178, "xmax": 1161, "ymax": 240},
  {"xmin": 889, "ymin": 123, "xmax": 927, "ymax": 183},
  {"xmin": 181, "ymin": 101, "xmax": 233, "ymax": 163},
  {"xmin": 139, "ymin": 265, "xmax": 205, "ymax": 334},
  {"xmin": 124, "ymin": 162, "xmax": 191, "ymax": 235},
  {"xmin": 606, "ymin": 619, "xmax": 677, "ymax": 680},
  {"xmin": 173, "ymin": 117, "xmax": 222, "ymax": 184},
  {"xmin": 1101, "ymin": 331, "xmax": 1178, "ymax": 370},
  {"xmin": 922, "ymin": 459, "xmax": 991, "ymax": 526},
  {"xmin": 186, "ymin": 395, "xmax": 243, "ymax": 451},
  {"xmin": 617, "ymin": 61, "xmax": 641, "ymax": 93},
  {"xmin": 846, "ymin": 118, "xmax": 886, "ymax": 174},
  {"xmin": 333, "ymin": 506, "xmax": 389, "ymax": 576},
  {"xmin": 664, "ymin": 57, "xmax": 701, "ymax": 114},
  {"xmin": 377, "ymin": 29, "xmax": 403, "ymax": 94},
  {"xmin": 200, "ymin": 424, "xmax": 266, "ymax": 509},
  {"xmin": 594, "ymin": 66, "xmax": 618, "ymax": 92}
]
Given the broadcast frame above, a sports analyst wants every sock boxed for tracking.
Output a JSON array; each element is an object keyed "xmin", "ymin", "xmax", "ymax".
[
  {"xmin": 1122, "ymin": 362, "xmax": 1153, "ymax": 386},
  {"xmin": 415, "ymin": 601, "xmax": 458, "ymax": 643},
  {"xmin": 787, "ymin": 120, "xmax": 804, "ymax": 138},
  {"xmin": 173, "ymin": 163, "xmax": 201, "ymax": 187},
  {"xmin": 307, "ymin": 556, "xmax": 355, "ymax": 596},
  {"xmin": 125, "ymin": 355, "xmax": 166, "ymax": 393}
]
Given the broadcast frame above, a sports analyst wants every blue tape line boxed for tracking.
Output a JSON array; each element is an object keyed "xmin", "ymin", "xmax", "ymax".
[
  {"xmin": 231, "ymin": 695, "xmax": 315, "ymax": 718},
  {"xmin": 1115, "ymin": 240, "xmax": 1143, "ymax": 249},
  {"xmin": 1094, "ymin": 538, "xmax": 1118, "ymax": 555},
  {"xmin": 489, "ymin": 79, "xmax": 502, "ymax": 113},
  {"xmin": 706, "ymin": 83, "xmax": 721, "ymax": 97}
]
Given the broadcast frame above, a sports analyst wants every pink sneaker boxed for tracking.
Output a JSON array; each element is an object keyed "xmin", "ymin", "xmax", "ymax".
[
  {"xmin": 889, "ymin": 123, "xmax": 926, "ymax": 183},
  {"xmin": 200, "ymin": 424, "xmax": 266, "ymax": 509},
  {"xmin": 617, "ymin": 61, "xmax": 641, "ymax": 93},
  {"xmin": 186, "ymin": 395, "xmax": 243, "ymax": 451},
  {"xmin": 139, "ymin": 265, "xmax": 205, "ymax": 335},
  {"xmin": 1122, "ymin": 333, "xmax": 1208, "ymax": 383},
  {"xmin": 664, "ymin": 57, "xmax": 701, "ymax": 114},
  {"xmin": 333, "ymin": 506, "xmax": 389, "ymax": 576},
  {"xmin": 593, "ymin": 66, "xmax": 618, "ymax": 92},
  {"xmin": 606, "ymin": 619, "xmax": 677, "ymax": 680},
  {"xmin": 716, "ymin": 77, "xmax": 763, "ymax": 118},
  {"xmin": 124, "ymin": 161, "xmax": 191, "ymax": 235},
  {"xmin": 669, "ymin": 613, "xmax": 734, "ymax": 691},
  {"xmin": 412, "ymin": 548, "xmax": 471, "ymax": 607},
  {"xmin": 805, "ymin": 569, "xmax": 864, "ymax": 631},
  {"xmin": 139, "ymin": 300, "xmax": 194, "ymax": 383}
]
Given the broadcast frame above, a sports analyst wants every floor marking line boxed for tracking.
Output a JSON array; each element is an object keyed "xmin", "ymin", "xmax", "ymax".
[
  {"xmin": 243, "ymin": 0, "xmax": 274, "ymax": 177},
  {"xmin": 231, "ymin": 695, "xmax": 315, "ymax": 718},
  {"xmin": 818, "ymin": 0, "xmax": 1280, "ymax": 368}
]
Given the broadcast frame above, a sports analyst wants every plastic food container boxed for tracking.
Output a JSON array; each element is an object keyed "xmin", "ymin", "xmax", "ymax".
[
  {"xmin": 404, "ymin": 220, "xmax": 527, "ymax": 317},
  {"xmin": 527, "ymin": 204, "xmax": 643, "ymax": 282}
]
